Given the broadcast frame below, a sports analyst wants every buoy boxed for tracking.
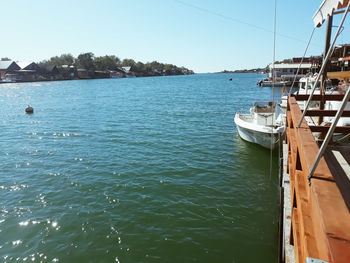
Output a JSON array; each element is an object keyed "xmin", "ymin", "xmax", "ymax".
[
  {"xmin": 25, "ymin": 105, "xmax": 34, "ymax": 114},
  {"xmin": 229, "ymin": 78, "xmax": 232, "ymax": 81}
]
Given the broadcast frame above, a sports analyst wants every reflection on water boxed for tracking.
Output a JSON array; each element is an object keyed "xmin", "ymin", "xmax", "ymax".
[{"xmin": 0, "ymin": 74, "xmax": 280, "ymax": 262}]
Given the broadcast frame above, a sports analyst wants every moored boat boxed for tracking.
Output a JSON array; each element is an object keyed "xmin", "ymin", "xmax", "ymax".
[
  {"xmin": 257, "ymin": 79, "xmax": 291, "ymax": 87},
  {"xmin": 234, "ymin": 101, "xmax": 285, "ymax": 149}
]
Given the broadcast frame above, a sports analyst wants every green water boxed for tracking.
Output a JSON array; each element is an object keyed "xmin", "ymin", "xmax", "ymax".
[{"xmin": 0, "ymin": 73, "xmax": 281, "ymax": 262}]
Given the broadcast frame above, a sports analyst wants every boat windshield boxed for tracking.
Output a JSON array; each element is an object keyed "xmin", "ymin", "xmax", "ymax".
[
  {"xmin": 253, "ymin": 101, "xmax": 276, "ymax": 113},
  {"xmin": 299, "ymin": 78, "xmax": 321, "ymax": 90}
]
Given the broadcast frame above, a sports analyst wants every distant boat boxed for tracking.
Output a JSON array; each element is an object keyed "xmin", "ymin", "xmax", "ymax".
[
  {"xmin": 257, "ymin": 79, "xmax": 291, "ymax": 87},
  {"xmin": 234, "ymin": 101, "xmax": 285, "ymax": 149},
  {"xmin": 0, "ymin": 79, "xmax": 16, "ymax": 83}
]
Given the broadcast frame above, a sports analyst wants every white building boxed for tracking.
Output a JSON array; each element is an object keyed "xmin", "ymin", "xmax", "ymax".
[{"xmin": 268, "ymin": 63, "xmax": 313, "ymax": 79}]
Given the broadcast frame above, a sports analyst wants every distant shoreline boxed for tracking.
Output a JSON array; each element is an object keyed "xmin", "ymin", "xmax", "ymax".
[
  {"xmin": 0, "ymin": 73, "xmax": 195, "ymax": 85},
  {"xmin": 216, "ymin": 69, "xmax": 265, "ymax": 74}
]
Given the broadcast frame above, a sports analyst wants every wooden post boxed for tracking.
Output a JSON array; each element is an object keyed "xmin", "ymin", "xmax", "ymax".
[{"xmin": 319, "ymin": 15, "xmax": 333, "ymax": 126}]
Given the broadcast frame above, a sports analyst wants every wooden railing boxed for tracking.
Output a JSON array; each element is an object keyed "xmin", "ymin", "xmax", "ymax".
[{"xmin": 286, "ymin": 96, "xmax": 350, "ymax": 263}]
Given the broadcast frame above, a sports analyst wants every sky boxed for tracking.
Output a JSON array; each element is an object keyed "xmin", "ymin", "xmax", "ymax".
[{"xmin": 1, "ymin": 0, "xmax": 350, "ymax": 73}]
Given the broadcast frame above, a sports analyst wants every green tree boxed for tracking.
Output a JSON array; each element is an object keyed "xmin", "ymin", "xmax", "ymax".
[
  {"xmin": 94, "ymin": 55, "xmax": 120, "ymax": 70},
  {"xmin": 133, "ymin": 61, "xmax": 144, "ymax": 71},
  {"xmin": 149, "ymin": 61, "xmax": 162, "ymax": 70},
  {"xmin": 1, "ymin": 57, "xmax": 11, "ymax": 61},
  {"xmin": 39, "ymin": 54, "xmax": 74, "ymax": 67},
  {"xmin": 121, "ymin": 59, "xmax": 136, "ymax": 67},
  {"xmin": 76, "ymin": 52, "xmax": 95, "ymax": 70}
]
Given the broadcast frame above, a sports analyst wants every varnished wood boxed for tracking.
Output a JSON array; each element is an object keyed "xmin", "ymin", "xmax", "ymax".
[
  {"xmin": 327, "ymin": 71, "xmax": 350, "ymax": 80},
  {"xmin": 286, "ymin": 96, "xmax": 350, "ymax": 263}
]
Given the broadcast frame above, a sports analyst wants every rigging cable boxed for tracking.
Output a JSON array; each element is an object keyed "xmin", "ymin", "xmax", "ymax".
[
  {"xmin": 270, "ymin": 0, "xmax": 277, "ymax": 179},
  {"xmin": 288, "ymin": 27, "xmax": 316, "ymax": 95},
  {"xmin": 171, "ymin": 0, "xmax": 322, "ymax": 47}
]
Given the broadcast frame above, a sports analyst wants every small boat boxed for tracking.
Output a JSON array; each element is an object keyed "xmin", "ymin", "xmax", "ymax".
[
  {"xmin": 280, "ymin": 74, "xmax": 333, "ymax": 110},
  {"xmin": 234, "ymin": 101, "xmax": 285, "ymax": 149},
  {"xmin": 257, "ymin": 79, "xmax": 291, "ymax": 87},
  {"xmin": 280, "ymin": 74, "xmax": 350, "ymax": 141}
]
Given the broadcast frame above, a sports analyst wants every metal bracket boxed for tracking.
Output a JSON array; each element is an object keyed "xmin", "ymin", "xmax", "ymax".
[
  {"xmin": 307, "ymin": 174, "xmax": 313, "ymax": 185},
  {"xmin": 305, "ymin": 257, "xmax": 329, "ymax": 263}
]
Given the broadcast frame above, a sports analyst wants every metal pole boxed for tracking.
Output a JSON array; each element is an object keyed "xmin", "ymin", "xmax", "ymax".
[
  {"xmin": 308, "ymin": 85, "xmax": 350, "ymax": 180},
  {"xmin": 297, "ymin": 2, "xmax": 350, "ymax": 128}
]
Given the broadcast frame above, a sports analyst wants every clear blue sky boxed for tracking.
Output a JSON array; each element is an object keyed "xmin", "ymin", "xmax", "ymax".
[{"xmin": 1, "ymin": 0, "xmax": 350, "ymax": 73}]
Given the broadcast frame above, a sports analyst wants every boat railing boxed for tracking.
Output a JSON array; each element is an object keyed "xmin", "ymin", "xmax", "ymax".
[{"xmin": 286, "ymin": 95, "xmax": 350, "ymax": 263}]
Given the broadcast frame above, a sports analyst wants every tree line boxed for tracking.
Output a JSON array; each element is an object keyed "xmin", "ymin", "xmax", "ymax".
[{"xmin": 38, "ymin": 53, "xmax": 194, "ymax": 77}]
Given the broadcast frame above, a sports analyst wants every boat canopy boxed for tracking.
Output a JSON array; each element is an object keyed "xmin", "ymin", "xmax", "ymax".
[{"xmin": 313, "ymin": 0, "xmax": 349, "ymax": 27}]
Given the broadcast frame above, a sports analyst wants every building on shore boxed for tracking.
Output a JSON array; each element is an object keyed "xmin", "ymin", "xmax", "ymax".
[
  {"xmin": 268, "ymin": 61, "xmax": 319, "ymax": 82},
  {"xmin": 17, "ymin": 62, "xmax": 40, "ymax": 71},
  {"xmin": 77, "ymin": 69, "xmax": 91, "ymax": 79},
  {"xmin": 121, "ymin": 66, "xmax": 135, "ymax": 77},
  {"xmin": 94, "ymin": 70, "xmax": 111, "ymax": 79},
  {"xmin": 0, "ymin": 61, "xmax": 21, "ymax": 79},
  {"xmin": 0, "ymin": 59, "xmax": 193, "ymax": 83},
  {"xmin": 59, "ymin": 65, "xmax": 76, "ymax": 80},
  {"xmin": 3, "ymin": 61, "xmax": 41, "ymax": 82},
  {"xmin": 38, "ymin": 65, "xmax": 60, "ymax": 81}
]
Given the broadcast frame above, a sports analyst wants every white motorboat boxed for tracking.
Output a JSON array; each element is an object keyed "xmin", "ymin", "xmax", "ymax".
[
  {"xmin": 234, "ymin": 101, "xmax": 285, "ymax": 149},
  {"xmin": 280, "ymin": 74, "xmax": 350, "ymax": 141},
  {"xmin": 280, "ymin": 74, "xmax": 333, "ymax": 110}
]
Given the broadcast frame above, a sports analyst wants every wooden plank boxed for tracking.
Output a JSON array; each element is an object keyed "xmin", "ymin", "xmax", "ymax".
[
  {"xmin": 327, "ymin": 71, "xmax": 350, "ymax": 80},
  {"xmin": 288, "ymin": 126, "xmax": 298, "ymax": 173},
  {"xmin": 303, "ymin": 110, "xmax": 350, "ymax": 117},
  {"xmin": 328, "ymin": 238, "xmax": 350, "ymax": 263},
  {"xmin": 311, "ymin": 179, "xmax": 350, "ymax": 263},
  {"xmin": 308, "ymin": 183, "xmax": 332, "ymax": 262},
  {"xmin": 286, "ymin": 96, "xmax": 350, "ymax": 263},
  {"xmin": 294, "ymin": 94, "xmax": 346, "ymax": 101},
  {"xmin": 288, "ymin": 97, "xmax": 334, "ymax": 181},
  {"xmin": 292, "ymin": 208, "xmax": 302, "ymax": 263},
  {"xmin": 295, "ymin": 171, "xmax": 320, "ymax": 261},
  {"xmin": 287, "ymin": 125, "xmax": 297, "ymax": 207},
  {"xmin": 309, "ymin": 126, "xmax": 350, "ymax": 133}
]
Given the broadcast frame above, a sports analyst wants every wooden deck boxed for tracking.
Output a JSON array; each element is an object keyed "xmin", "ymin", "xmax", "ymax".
[{"xmin": 286, "ymin": 96, "xmax": 350, "ymax": 263}]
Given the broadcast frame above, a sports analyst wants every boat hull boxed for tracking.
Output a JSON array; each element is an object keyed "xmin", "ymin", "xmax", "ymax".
[
  {"xmin": 234, "ymin": 112, "xmax": 284, "ymax": 149},
  {"xmin": 236, "ymin": 124, "xmax": 281, "ymax": 149},
  {"xmin": 258, "ymin": 81, "xmax": 291, "ymax": 87}
]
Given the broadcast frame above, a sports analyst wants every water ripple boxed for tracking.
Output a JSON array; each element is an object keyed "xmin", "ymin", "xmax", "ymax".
[{"xmin": 0, "ymin": 74, "xmax": 281, "ymax": 262}]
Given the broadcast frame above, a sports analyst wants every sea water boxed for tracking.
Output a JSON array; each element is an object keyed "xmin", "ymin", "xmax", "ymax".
[{"xmin": 0, "ymin": 74, "xmax": 283, "ymax": 262}]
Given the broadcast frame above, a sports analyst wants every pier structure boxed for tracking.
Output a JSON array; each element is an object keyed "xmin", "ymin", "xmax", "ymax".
[{"xmin": 281, "ymin": 94, "xmax": 350, "ymax": 263}]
